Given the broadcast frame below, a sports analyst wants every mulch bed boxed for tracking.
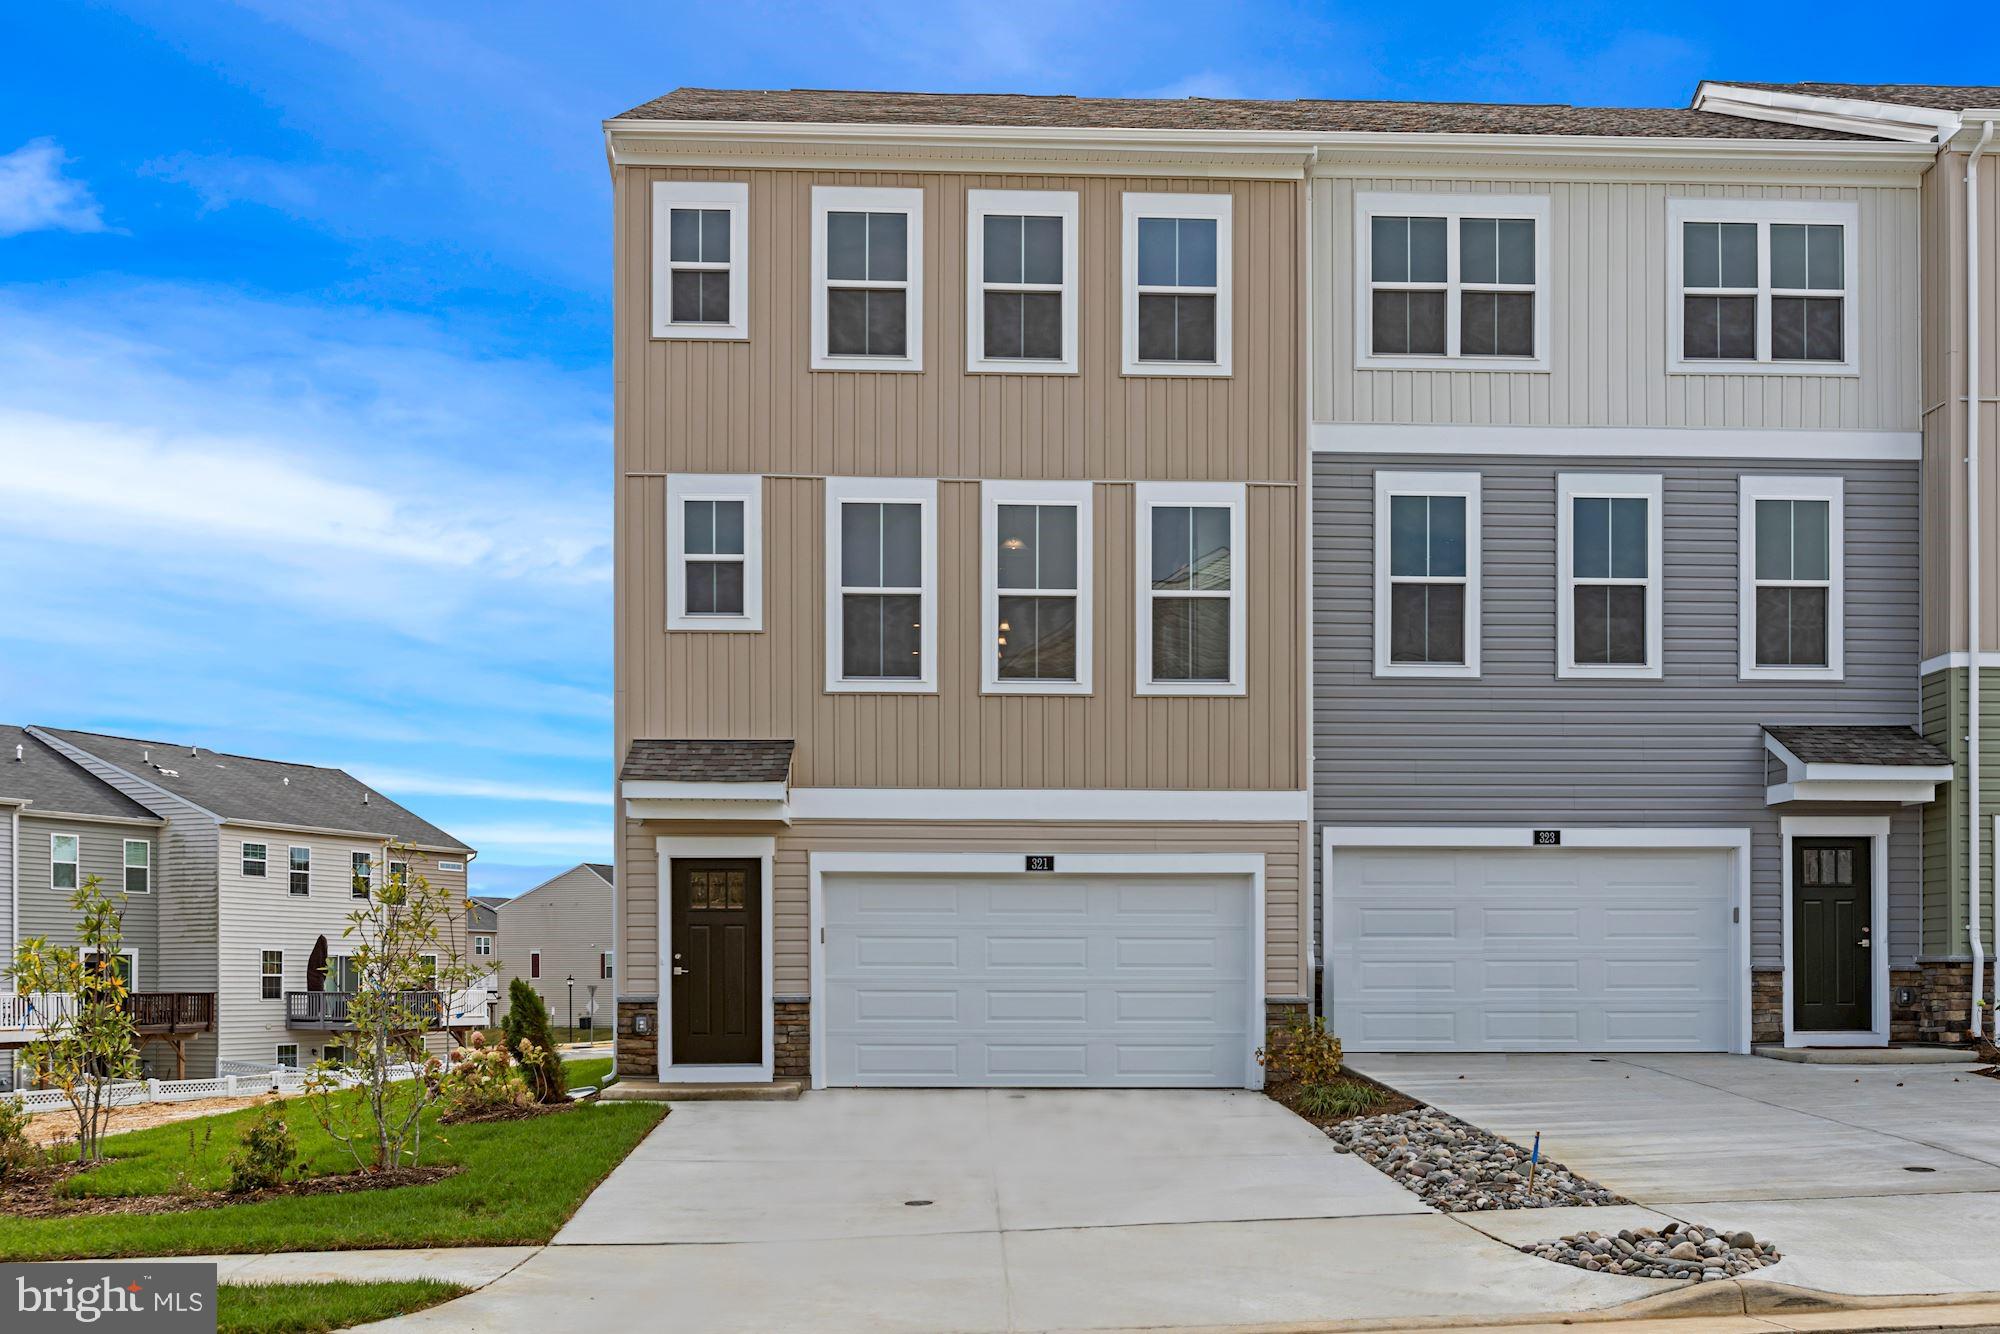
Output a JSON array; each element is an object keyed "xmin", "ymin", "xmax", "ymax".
[
  {"xmin": 0, "ymin": 1161, "xmax": 461, "ymax": 1220},
  {"xmin": 439, "ymin": 1099, "xmax": 577, "ymax": 1126},
  {"xmin": 1264, "ymin": 1071, "xmax": 1419, "ymax": 1130}
]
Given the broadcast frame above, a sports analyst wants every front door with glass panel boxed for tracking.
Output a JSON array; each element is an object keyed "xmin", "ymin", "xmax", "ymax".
[
  {"xmin": 670, "ymin": 859, "xmax": 762, "ymax": 1065},
  {"xmin": 1793, "ymin": 838, "xmax": 1871, "ymax": 1032}
]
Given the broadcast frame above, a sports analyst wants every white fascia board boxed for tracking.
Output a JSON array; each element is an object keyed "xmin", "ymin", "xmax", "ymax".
[
  {"xmin": 1312, "ymin": 423, "xmax": 1922, "ymax": 461},
  {"xmin": 625, "ymin": 797, "xmax": 791, "ymax": 824},
  {"xmin": 1798, "ymin": 762, "xmax": 1955, "ymax": 785},
  {"xmin": 622, "ymin": 780, "xmax": 789, "ymax": 803},
  {"xmin": 789, "ymin": 788, "xmax": 1307, "ymax": 823},
  {"xmin": 1694, "ymin": 83, "xmax": 1957, "ymax": 145},
  {"xmin": 16, "ymin": 808, "xmax": 165, "ymax": 827},
  {"xmin": 1769, "ymin": 779, "xmax": 1943, "ymax": 806}
]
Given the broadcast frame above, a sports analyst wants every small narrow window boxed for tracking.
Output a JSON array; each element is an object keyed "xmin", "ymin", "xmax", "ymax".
[
  {"xmin": 967, "ymin": 190, "xmax": 1078, "ymax": 373},
  {"xmin": 1669, "ymin": 199, "xmax": 1857, "ymax": 373},
  {"xmin": 389, "ymin": 859, "xmax": 408, "ymax": 887},
  {"xmin": 982, "ymin": 481, "xmax": 1093, "ymax": 694},
  {"xmin": 1374, "ymin": 472, "xmax": 1481, "ymax": 678},
  {"xmin": 242, "ymin": 842, "xmax": 267, "ymax": 878},
  {"xmin": 275, "ymin": 1044, "xmax": 299, "ymax": 1070},
  {"xmin": 1123, "ymin": 193, "xmax": 1232, "ymax": 376},
  {"xmin": 288, "ymin": 846, "xmax": 311, "ymax": 897},
  {"xmin": 812, "ymin": 186, "xmax": 923, "ymax": 371},
  {"xmin": 667, "ymin": 474, "xmax": 763, "ymax": 631},
  {"xmin": 123, "ymin": 840, "xmax": 151, "ymax": 894},
  {"xmin": 261, "ymin": 950, "xmax": 283, "ymax": 1000},
  {"xmin": 530, "ymin": 951, "xmax": 542, "ymax": 980},
  {"xmin": 825, "ymin": 477, "xmax": 937, "ymax": 693},
  {"xmin": 1740, "ymin": 476, "xmax": 1844, "ymax": 680},
  {"xmin": 1559, "ymin": 474, "xmax": 1664, "ymax": 679},
  {"xmin": 351, "ymin": 851, "xmax": 373, "ymax": 899},
  {"xmin": 651, "ymin": 181, "xmax": 748, "ymax": 340},
  {"xmin": 1136, "ymin": 483, "xmax": 1246, "ymax": 695},
  {"xmin": 51, "ymin": 833, "xmax": 78, "ymax": 891},
  {"xmin": 601, "ymin": 951, "xmax": 614, "ymax": 980}
]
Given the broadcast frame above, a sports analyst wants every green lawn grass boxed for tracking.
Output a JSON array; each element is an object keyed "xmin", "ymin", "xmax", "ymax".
[
  {"xmin": 217, "ymin": 1280, "xmax": 468, "ymax": 1334},
  {"xmin": 0, "ymin": 1059, "xmax": 662, "ymax": 1260}
]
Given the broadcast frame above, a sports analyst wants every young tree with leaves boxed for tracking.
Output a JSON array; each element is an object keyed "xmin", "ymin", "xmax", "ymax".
[
  {"xmin": 304, "ymin": 844, "xmax": 482, "ymax": 1172},
  {"xmin": 6, "ymin": 876, "xmax": 141, "ymax": 1163}
]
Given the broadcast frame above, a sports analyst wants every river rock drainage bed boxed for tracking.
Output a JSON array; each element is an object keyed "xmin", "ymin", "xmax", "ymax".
[
  {"xmin": 1524, "ymin": 1220, "xmax": 1781, "ymax": 1282},
  {"xmin": 1325, "ymin": 1107, "xmax": 1624, "ymax": 1211}
]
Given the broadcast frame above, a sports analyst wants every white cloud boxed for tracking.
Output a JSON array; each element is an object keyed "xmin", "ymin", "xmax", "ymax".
[
  {"xmin": 360, "ymin": 771, "xmax": 611, "ymax": 806},
  {"xmin": 0, "ymin": 139, "xmax": 107, "ymax": 237}
]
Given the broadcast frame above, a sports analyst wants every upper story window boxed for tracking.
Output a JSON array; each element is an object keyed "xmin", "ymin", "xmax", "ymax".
[
  {"xmin": 666, "ymin": 474, "xmax": 764, "ymax": 631},
  {"xmin": 1558, "ymin": 473, "xmax": 1664, "ymax": 680},
  {"xmin": 351, "ymin": 851, "xmax": 372, "ymax": 899},
  {"xmin": 389, "ymin": 859, "xmax": 408, "ymax": 887},
  {"xmin": 812, "ymin": 186, "xmax": 923, "ymax": 372},
  {"xmin": 1123, "ymin": 193, "xmax": 1232, "ymax": 377},
  {"xmin": 51, "ymin": 833, "xmax": 78, "ymax": 891},
  {"xmin": 1374, "ymin": 471, "xmax": 1482, "ymax": 678},
  {"xmin": 1135, "ymin": 482, "xmax": 1246, "ymax": 696},
  {"xmin": 651, "ymin": 181, "xmax": 749, "ymax": 341},
  {"xmin": 123, "ymin": 839, "xmax": 151, "ymax": 894},
  {"xmin": 825, "ymin": 476, "xmax": 937, "ymax": 693},
  {"xmin": 474, "ymin": 934, "xmax": 493, "ymax": 957},
  {"xmin": 1740, "ymin": 475, "xmax": 1845, "ymax": 681},
  {"xmin": 530, "ymin": 950, "xmax": 541, "ymax": 980},
  {"xmin": 242, "ymin": 842, "xmax": 267, "ymax": 878},
  {"xmin": 982, "ymin": 480, "xmax": 1093, "ymax": 695},
  {"xmin": 260, "ymin": 949, "xmax": 283, "ymax": 1000},
  {"xmin": 967, "ymin": 189, "xmax": 1079, "ymax": 373},
  {"xmin": 288, "ymin": 845, "xmax": 311, "ymax": 897},
  {"xmin": 1356, "ymin": 192, "xmax": 1551, "ymax": 370},
  {"xmin": 1667, "ymin": 198, "xmax": 1858, "ymax": 375}
]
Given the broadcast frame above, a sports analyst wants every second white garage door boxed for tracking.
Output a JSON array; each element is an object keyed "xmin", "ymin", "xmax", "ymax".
[
  {"xmin": 820, "ymin": 873, "xmax": 1254, "ymax": 1087},
  {"xmin": 1326, "ymin": 846, "xmax": 1736, "ymax": 1052}
]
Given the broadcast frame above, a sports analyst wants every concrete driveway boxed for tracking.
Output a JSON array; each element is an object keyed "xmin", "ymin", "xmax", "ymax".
[
  {"xmin": 1354, "ymin": 1053, "xmax": 2000, "ymax": 1296},
  {"xmin": 379, "ymin": 1088, "xmax": 1666, "ymax": 1332}
]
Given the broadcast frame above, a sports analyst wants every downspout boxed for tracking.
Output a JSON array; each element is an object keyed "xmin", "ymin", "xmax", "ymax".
[
  {"xmin": 1969, "ymin": 118, "xmax": 1994, "ymax": 1037},
  {"xmin": 1303, "ymin": 144, "xmax": 1321, "ymax": 1016}
]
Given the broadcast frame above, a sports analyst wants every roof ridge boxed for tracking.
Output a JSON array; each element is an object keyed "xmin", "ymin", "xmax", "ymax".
[{"xmin": 41, "ymin": 726, "xmax": 354, "ymax": 776}]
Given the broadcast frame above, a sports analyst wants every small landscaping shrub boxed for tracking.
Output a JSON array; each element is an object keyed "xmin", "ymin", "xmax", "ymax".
[
  {"xmin": 1293, "ymin": 1079, "xmax": 1385, "ymax": 1120},
  {"xmin": 227, "ymin": 1102, "xmax": 298, "ymax": 1194},
  {"xmin": 501, "ymin": 981, "xmax": 568, "ymax": 1104},
  {"xmin": 442, "ymin": 1032, "xmax": 532, "ymax": 1119},
  {"xmin": 0, "ymin": 1096, "xmax": 41, "ymax": 1180},
  {"xmin": 1257, "ymin": 1014, "xmax": 1344, "ymax": 1087}
]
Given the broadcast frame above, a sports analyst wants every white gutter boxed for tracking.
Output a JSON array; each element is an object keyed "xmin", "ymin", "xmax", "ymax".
[{"xmin": 1969, "ymin": 117, "xmax": 1994, "ymax": 1036}]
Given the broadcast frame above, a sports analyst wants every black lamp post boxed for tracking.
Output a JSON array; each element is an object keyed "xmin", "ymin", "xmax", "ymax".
[{"xmin": 566, "ymin": 974, "xmax": 575, "ymax": 1042}]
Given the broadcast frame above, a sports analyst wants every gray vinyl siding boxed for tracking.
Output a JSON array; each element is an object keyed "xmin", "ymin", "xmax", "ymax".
[
  {"xmin": 1313, "ymin": 452, "xmax": 1923, "ymax": 968},
  {"xmin": 0, "ymin": 808, "xmax": 14, "ymax": 979},
  {"xmin": 16, "ymin": 816, "xmax": 162, "ymax": 978},
  {"xmin": 492, "ymin": 866, "xmax": 615, "ymax": 1029}
]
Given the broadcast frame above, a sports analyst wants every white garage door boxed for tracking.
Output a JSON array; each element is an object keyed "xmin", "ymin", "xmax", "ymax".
[
  {"xmin": 821, "ymin": 873, "xmax": 1253, "ymax": 1087},
  {"xmin": 1326, "ymin": 847, "xmax": 1734, "ymax": 1052}
]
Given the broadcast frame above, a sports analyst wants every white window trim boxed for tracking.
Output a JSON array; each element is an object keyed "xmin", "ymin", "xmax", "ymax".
[
  {"xmin": 966, "ymin": 189, "xmax": 1079, "ymax": 375},
  {"xmin": 823, "ymin": 475, "xmax": 939, "ymax": 694},
  {"xmin": 287, "ymin": 845, "xmax": 311, "ymax": 897},
  {"xmin": 981, "ymin": 479, "xmax": 1094, "ymax": 696},
  {"xmin": 651, "ymin": 181, "xmax": 749, "ymax": 341},
  {"xmin": 242, "ymin": 842, "xmax": 267, "ymax": 878},
  {"xmin": 81, "ymin": 947, "xmax": 138, "ymax": 991},
  {"xmin": 275, "ymin": 1043, "xmax": 300, "ymax": 1070},
  {"xmin": 1556, "ymin": 472, "xmax": 1665, "ymax": 681},
  {"xmin": 666, "ymin": 473, "xmax": 764, "ymax": 631},
  {"xmin": 530, "ymin": 950, "xmax": 541, "ymax": 980},
  {"xmin": 351, "ymin": 850, "xmax": 372, "ymax": 899},
  {"xmin": 1353, "ymin": 192, "xmax": 1553, "ymax": 371},
  {"xmin": 473, "ymin": 934, "xmax": 492, "ymax": 957},
  {"xmin": 1778, "ymin": 815, "xmax": 1890, "ymax": 1048},
  {"xmin": 810, "ymin": 185, "xmax": 923, "ymax": 372},
  {"xmin": 50, "ymin": 832, "xmax": 78, "ymax": 891},
  {"xmin": 1134, "ymin": 481, "xmax": 1248, "ymax": 696},
  {"xmin": 123, "ymin": 838, "xmax": 151, "ymax": 895},
  {"xmin": 1739, "ymin": 475, "xmax": 1845, "ymax": 682},
  {"xmin": 1122, "ymin": 192, "xmax": 1233, "ymax": 377},
  {"xmin": 260, "ymin": 949, "xmax": 284, "ymax": 1000},
  {"xmin": 1373, "ymin": 471, "xmax": 1482, "ymax": 679},
  {"xmin": 1666, "ymin": 197, "xmax": 1860, "ymax": 377},
  {"xmin": 657, "ymin": 835, "xmax": 776, "ymax": 1083}
]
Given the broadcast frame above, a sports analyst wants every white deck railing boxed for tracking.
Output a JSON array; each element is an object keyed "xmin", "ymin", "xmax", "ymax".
[{"xmin": 0, "ymin": 992, "xmax": 77, "ymax": 1036}]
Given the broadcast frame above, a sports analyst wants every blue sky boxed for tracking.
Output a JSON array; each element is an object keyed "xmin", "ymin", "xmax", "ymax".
[{"xmin": 0, "ymin": 3, "xmax": 1982, "ymax": 894}]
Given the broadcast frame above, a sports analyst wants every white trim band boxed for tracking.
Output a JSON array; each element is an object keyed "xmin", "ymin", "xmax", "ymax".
[{"xmin": 1311, "ymin": 423, "xmax": 1922, "ymax": 461}]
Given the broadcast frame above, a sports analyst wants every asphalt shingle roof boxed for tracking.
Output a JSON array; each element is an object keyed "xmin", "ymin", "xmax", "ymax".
[
  {"xmin": 615, "ymin": 88, "xmax": 1895, "ymax": 141},
  {"xmin": 0, "ymin": 725, "xmax": 160, "ymax": 822},
  {"xmin": 584, "ymin": 863, "xmax": 614, "ymax": 884},
  {"xmin": 1718, "ymin": 82, "xmax": 2000, "ymax": 112},
  {"xmin": 467, "ymin": 899, "xmax": 500, "ymax": 932},
  {"xmin": 40, "ymin": 728, "xmax": 472, "ymax": 851},
  {"xmin": 621, "ymin": 738, "xmax": 794, "ymax": 784},
  {"xmin": 1765, "ymin": 725, "xmax": 1951, "ymax": 768}
]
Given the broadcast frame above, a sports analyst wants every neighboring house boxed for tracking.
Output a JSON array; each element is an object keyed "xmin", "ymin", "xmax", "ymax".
[
  {"xmin": 484, "ymin": 865, "xmax": 614, "ymax": 1032},
  {"xmin": 468, "ymin": 894, "xmax": 502, "ymax": 1015},
  {"xmin": 606, "ymin": 89, "xmax": 1312, "ymax": 1089},
  {"xmin": 0, "ymin": 726, "xmax": 476, "ymax": 1082}
]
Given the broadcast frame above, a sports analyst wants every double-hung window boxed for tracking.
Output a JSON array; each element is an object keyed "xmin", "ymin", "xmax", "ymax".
[
  {"xmin": 825, "ymin": 477, "xmax": 937, "ymax": 692},
  {"xmin": 275, "ymin": 1044, "xmax": 299, "ymax": 1070},
  {"xmin": 288, "ymin": 846, "xmax": 311, "ymax": 897},
  {"xmin": 1668, "ymin": 198, "xmax": 1858, "ymax": 373},
  {"xmin": 982, "ymin": 480, "xmax": 1093, "ymax": 694},
  {"xmin": 967, "ymin": 190, "xmax": 1078, "ymax": 373},
  {"xmin": 651, "ymin": 181, "xmax": 748, "ymax": 340},
  {"xmin": 1739, "ymin": 476, "xmax": 1844, "ymax": 680},
  {"xmin": 260, "ymin": 950, "xmax": 283, "ymax": 1001},
  {"xmin": 351, "ymin": 851, "xmax": 373, "ymax": 899},
  {"xmin": 1123, "ymin": 193, "xmax": 1232, "ymax": 376},
  {"xmin": 51, "ymin": 833, "xmax": 78, "ymax": 891},
  {"xmin": 666, "ymin": 474, "xmax": 763, "ymax": 630},
  {"xmin": 123, "ymin": 839, "xmax": 150, "ymax": 894},
  {"xmin": 1374, "ymin": 472, "xmax": 1481, "ymax": 678},
  {"xmin": 812, "ymin": 186, "xmax": 923, "ymax": 371},
  {"xmin": 1558, "ymin": 474, "xmax": 1664, "ymax": 679},
  {"xmin": 1357, "ymin": 193, "xmax": 1550, "ymax": 368},
  {"xmin": 242, "ymin": 842, "xmax": 267, "ymax": 878},
  {"xmin": 1135, "ymin": 482, "xmax": 1246, "ymax": 695},
  {"xmin": 474, "ymin": 934, "xmax": 493, "ymax": 958}
]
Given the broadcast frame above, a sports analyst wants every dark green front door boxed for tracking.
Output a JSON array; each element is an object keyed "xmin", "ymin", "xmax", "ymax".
[
  {"xmin": 1793, "ymin": 838, "xmax": 1871, "ymax": 1033},
  {"xmin": 669, "ymin": 859, "xmax": 762, "ymax": 1066}
]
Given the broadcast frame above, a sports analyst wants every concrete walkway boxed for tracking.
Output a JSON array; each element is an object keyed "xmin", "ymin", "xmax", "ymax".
[
  {"xmin": 56, "ymin": 1247, "xmax": 536, "ymax": 1287},
  {"xmin": 1353, "ymin": 1053, "xmax": 2000, "ymax": 1297}
]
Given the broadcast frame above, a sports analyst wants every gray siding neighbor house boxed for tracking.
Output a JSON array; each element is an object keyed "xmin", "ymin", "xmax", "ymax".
[{"xmin": 487, "ymin": 864, "xmax": 614, "ymax": 1035}]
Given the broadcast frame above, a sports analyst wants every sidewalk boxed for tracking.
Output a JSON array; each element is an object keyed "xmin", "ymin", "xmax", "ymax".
[{"xmin": 56, "ymin": 1247, "xmax": 537, "ymax": 1288}]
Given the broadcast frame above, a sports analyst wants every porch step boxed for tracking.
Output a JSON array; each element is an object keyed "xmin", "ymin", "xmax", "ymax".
[
  {"xmin": 1753, "ymin": 1044, "xmax": 1983, "ymax": 1066},
  {"xmin": 600, "ymin": 1077, "xmax": 806, "ymax": 1102}
]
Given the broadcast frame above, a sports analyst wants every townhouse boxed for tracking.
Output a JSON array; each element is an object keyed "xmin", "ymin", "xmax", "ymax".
[
  {"xmin": 480, "ymin": 863, "xmax": 615, "ymax": 1031},
  {"xmin": 0, "ymin": 726, "xmax": 477, "ymax": 1083}
]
